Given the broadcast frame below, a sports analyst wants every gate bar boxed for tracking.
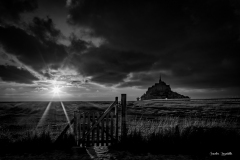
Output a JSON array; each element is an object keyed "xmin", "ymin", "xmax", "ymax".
[
  {"xmin": 121, "ymin": 94, "xmax": 127, "ymax": 139},
  {"xmin": 81, "ymin": 99, "xmax": 117, "ymax": 142}
]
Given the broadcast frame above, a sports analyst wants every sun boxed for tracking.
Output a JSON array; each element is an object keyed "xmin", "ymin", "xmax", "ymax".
[{"xmin": 52, "ymin": 86, "xmax": 61, "ymax": 94}]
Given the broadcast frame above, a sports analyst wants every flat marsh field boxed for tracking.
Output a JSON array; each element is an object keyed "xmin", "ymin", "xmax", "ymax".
[{"xmin": 0, "ymin": 99, "xmax": 240, "ymax": 159}]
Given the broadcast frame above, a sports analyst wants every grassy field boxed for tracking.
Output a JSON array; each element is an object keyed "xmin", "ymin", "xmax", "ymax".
[
  {"xmin": 0, "ymin": 101, "xmax": 111, "ymax": 139},
  {"xmin": 127, "ymin": 99, "xmax": 240, "ymax": 133},
  {"xmin": 0, "ymin": 99, "xmax": 239, "ymax": 159}
]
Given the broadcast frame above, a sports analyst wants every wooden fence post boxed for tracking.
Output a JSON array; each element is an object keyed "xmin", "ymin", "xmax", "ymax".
[
  {"xmin": 78, "ymin": 113, "xmax": 81, "ymax": 146},
  {"xmin": 87, "ymin": 112, "xmax": 90, "ymax": 146},
  {"xmin": 92, "ymin": 112, "xmax": 95, "ymax": 146},
  {"xmin": 101, "ymin": 113, "xmax": 105, "ymax": 146},
  {"xmin": 121, "ymin": 94, "xmax": 127, "ymax": 140},
  {"xmin": 110, "ymin": 112, "xmax": 114, "ymax": 144},
  {"xmin": 96, "ymin": 112, "xmax": 100, "ymax": 146},
  {"xmin": 74, "ymin": 111, "xmax": 77, "ymax": 144},
  {"xmin": 82, "ymin": 113, "xmax": 85, "ymax": 147},
  {"xmin": 106, "ymin": 113, "xmax": 109, "ymax": 146},
  {"xmin": 115, "ymin": 97, "xmax": 118, "ymax": 143}
]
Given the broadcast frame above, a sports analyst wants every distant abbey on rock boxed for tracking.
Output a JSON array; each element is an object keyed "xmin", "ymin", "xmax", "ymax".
[{"xmin": 140, "ymin": 76, "xmax": 190, "ymax": 100}]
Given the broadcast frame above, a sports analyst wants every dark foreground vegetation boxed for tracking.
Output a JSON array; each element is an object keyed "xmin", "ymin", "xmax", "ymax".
[
  {"xmin": 0, "ymin": 100, "xmax": 239, "ymax": 159},
  {"xmin": 113, "ymin": 126, "xmax": 240, "ymax": 155},
  {"xmin": 0, "ymin": 131, "xmax": 93, "ymax": 160},
  {"xmin": 0, "ymin": 131, "xmax": 75, "ymax": 154},
  {"xmin": 1, "ymin": 126, "xmax": 239, "ymax": 159},
  {"xmin": 2, "ymin": 126, "xmax": 239, "ymax": 154}
]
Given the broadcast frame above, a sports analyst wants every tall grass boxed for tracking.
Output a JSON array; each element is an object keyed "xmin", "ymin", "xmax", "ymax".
[
  {"xmin": 113, "ymin": 116, "xmax": 240, "ymax": 155},
  {"xmin": 128, "ymin": 116, "xmax": 238, "ymax": 136},
  {"xmin": 0, "ymin": 129, "xmax": 76, "ymax": 154}
]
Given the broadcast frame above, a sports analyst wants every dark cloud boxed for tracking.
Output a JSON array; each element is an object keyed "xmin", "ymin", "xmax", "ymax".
[
  {"xmin": 0, "ymin": 17, "xmax": 69, "ymax": 78},
  {"xmin": 0, "ymin": 53, "xmax": 9, "ymax": 60},
  {"xmin": 0, "ymin": 65, "xmax": 39, "ymax": 84},
  {"xmin": 68, "ymin": 34, "xmax": 90, "ymax": 53},
  {"xmin": 118, "ymin": 72, "xmax": 160, "ymax": 88},
  {"xmin": 68, "ymin": 0, "xmax": 240, "ymax": 90},
  {"xmin": 71, "ymin": 46, "xmax": 156, "ymax": 85},
  {"xmin": 0, "ymin": 0, "xmax": 37, "ymax": 24},
  {"xmin": 0, "ymin": 0, "xmax": 79, "ymax": 84},
  {"xmin": 68, "ymin": 0, "xmax": 240, "ymax": 52},
  {"xmin": 118, "ymin": 69, "xmax": 240, "ymax": 90},
  {"xmin": 29, "ymin": 17, "xmax": 62, "ymax": 42}
]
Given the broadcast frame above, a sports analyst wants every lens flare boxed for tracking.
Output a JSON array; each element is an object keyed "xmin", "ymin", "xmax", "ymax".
[
  {"xmin": 60, "ymin": 101, "xmax": 73, "ymax": 133},
  {"xmin": 36, "ymin": 101, "xmax": 52, "ymax": 128},
  {"xmin": 52, "ymin": 86, "xmax": 61, "ymax": 94}
]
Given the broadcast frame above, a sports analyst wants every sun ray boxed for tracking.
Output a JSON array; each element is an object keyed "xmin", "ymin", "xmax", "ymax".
[
  {"xmin": 60, "ymin": 101, "xmax": 73, "ymax": 133},
  {"xmin": 54, "ymin": 91, "xmax": 73, "ymax": 133},
  {"xmin": 36, "ymin": 101, "xmax": 52, "ymax": 129},
  {"xmin": 36, "ymin": 84, "xmax": 73, "ymax": 134},
  {"xmin": 35, "ymin": 83, "xmax": 58, "ymax": 130}
]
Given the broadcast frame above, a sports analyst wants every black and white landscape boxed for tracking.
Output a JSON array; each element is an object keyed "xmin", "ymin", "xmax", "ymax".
[{"xmin": 0, "ymin": 0, "xmax": 240, "ymax": 159}]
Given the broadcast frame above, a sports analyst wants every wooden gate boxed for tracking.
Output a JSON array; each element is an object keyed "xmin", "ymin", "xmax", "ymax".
[{"xmin": 73, "ymin": 94, "xmax": 127, "ymax": 147}]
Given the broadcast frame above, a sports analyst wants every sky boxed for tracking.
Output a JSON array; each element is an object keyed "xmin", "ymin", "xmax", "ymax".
[{"xmin": 0, "ymin": 0, "xmax": 240, "ymax": 101}]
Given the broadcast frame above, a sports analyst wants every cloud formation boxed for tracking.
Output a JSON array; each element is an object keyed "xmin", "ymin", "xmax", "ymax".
[
  {"xmin": 0, "ymin": 65, "xmax": 39, "ymax": 84},
  {"xmin": 71, "ymin": 46, "xmax": 156, "ymax": 85},
  {"xmin": 0, "ymin": 0, "xmax": 240, "ymax": 100},
  {"xmin": 0, "ymin": 16, "xmax": 70, "ymax": 81},
  {"xmin": 67, "ymin": 0, "xmax": 240, "ymax": 90},
  {"xmin": 0, "ymin": 0, "xmax": 38, "ymax": 24}
]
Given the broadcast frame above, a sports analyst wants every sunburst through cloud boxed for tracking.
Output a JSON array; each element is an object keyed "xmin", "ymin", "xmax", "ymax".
[
  {"xmin": 36, "ymin": 83, "xmax": 71, "ymax": 133},
  {"xmin": 52, "ymin": 86, "xmax": 61, "ymax": 94}
]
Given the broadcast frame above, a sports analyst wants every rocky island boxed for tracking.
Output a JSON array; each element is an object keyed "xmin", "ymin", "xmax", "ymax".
[{"xmin": 140, "ymin": 76, "xmax": 190, "ymax": 100}]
